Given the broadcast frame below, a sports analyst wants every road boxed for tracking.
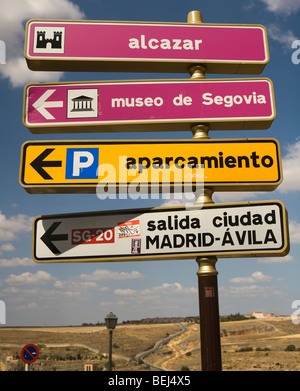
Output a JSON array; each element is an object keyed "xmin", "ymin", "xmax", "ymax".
[{"xmin": 135, "ymin": 323, "xmax": 187, "ymax": 371}]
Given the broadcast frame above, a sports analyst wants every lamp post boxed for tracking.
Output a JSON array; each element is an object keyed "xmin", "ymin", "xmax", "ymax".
[{"xmin": 105, "ymin": 312, "xmax": 118, "ymax": 371}]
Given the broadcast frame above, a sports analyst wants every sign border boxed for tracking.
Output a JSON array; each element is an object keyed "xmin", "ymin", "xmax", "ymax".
[
  {"xmin": 24, "ymin": 19, "xmax": 270, "ymax": 74},
  {"xmin": 32, "ymin": 200, "xmax": 290, "ymax": 263},
  {"xmin": 23, "ymin": 78, "xmax": 276, "ymax": 133},
  {"xmin": 19, "ymin": 138, "xmax": 283, "ymax": 194}
]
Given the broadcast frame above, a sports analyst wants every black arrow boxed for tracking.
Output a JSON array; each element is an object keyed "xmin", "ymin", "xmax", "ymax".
[
  {"xmin": 30, "ymin": 148, "xmax": 62, "ymax": 180},
  {"xmin": 41, "ymin": 222, "xmax": 68, "ymax": 255}
]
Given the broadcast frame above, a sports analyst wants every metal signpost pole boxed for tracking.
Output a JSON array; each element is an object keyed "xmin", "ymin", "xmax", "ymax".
[
  {"xmin": 196, "ymin": 256, "xmax": 222, "ymax": 371},
  {"xmin": 194, "ymin": 190, "xmax": 222, "ymax": 371},
  {"xmin": 108, "ymin": 330, "xmax": 113, "ymax": 371},
  {"xmin": 189, "ymin": 10, "xmax": 222, "ymax": 371}
]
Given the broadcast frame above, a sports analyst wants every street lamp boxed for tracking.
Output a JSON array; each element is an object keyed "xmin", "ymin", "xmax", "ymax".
[{"xmin": 105, "ymin": 312, "xmax": 118, "ymax": 371}]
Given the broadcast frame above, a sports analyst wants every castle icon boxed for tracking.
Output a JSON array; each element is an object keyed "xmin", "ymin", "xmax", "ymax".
[{"xmin": 36, "ymin": 31, "xmax": 63, "ymax": 49}]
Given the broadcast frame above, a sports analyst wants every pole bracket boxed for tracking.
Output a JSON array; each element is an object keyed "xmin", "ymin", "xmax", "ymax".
[{"xmin": 196, "ymin": 256, "xmax": 218, "ymax": 276}]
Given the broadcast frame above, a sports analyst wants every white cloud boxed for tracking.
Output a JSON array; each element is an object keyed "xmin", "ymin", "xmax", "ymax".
[
  {"xmin": 0, "ymin": 58, "xmax": 64, "ymax": 88},
  {"xmin": 257, "ymin": 254, "xmax": 294, "ymax": 263},
  {"xmin": 289, "ymin": 221, "xmax": 300, "ymax": 243},
  {"xmin": 80, "ymin": 269, "xmax": 144, "ymax": 281},
  {"xmin": 114, "ymin": 288, "xmax": 137, "ymax": 296},
  {"xmin": 0, "ymin": 0, "xmax": 84, "ymax": 87},
  {"xmin": 0, "ymin": 211, "xmax": 34, "ymax": 241},
  {"xmin": 221, "ymin": 284, "xmax": 282, "ymax": 298},
  {"xmin": 5, "ymin": 270, "xmax": 54, "ymax": 285},
  {"xmin": 0, "ymin": 243, "xmax": 15, "ymax": 255},
  {"xmin": 229, "ymin": 271, "xmax": 273, "ymax": 284},
  {"xmin": 0, "ymin": 243, "xmax": 15, "ymax": 252},
  {"xmin": 279, "ymin": 139, "xmax": 300, "ymax": 192},
  {"xmin": 261, "ymin": 0, "xmax": 300, "ymax": 15},
  {"xmin": 159, "ymin": 192, "xmax": 197, "ymax": 207},
  {"xmin": 114, "ymin": 282, "xmax": 197, "ymax": 297},
  {"xmin": 53, "ymin": 279, "xmax": 106, "ymax": 293},
  {"xmin": 14, "ymin": 302, "xmax": 38, "ymax": 311},
  {"xmin": 267, "ymin": 23, "xmax": 298, "ymax": 50},
  {"xmin": 261, "ymin": 1, "xmax": 299, "ymax": 51},
  {"xmin": 214, "ymin": 191, "xmax": 259, "ymax": 203},
  {"xmin": 0, "ymin": 257, "xmax": 34, "ymax": 267},
  {"xmin": 243, "ymin": 2, "xmax": 256, "ymax": 11}
]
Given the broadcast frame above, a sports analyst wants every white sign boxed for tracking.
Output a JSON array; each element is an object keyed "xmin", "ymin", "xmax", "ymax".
[{"xmin": 33, "ymin": 201, "xmax": 289, "ymax": 262}]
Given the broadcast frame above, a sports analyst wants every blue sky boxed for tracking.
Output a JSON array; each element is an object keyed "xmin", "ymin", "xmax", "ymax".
[{"xmin": 0, "ymin": 0, "xmax": 299, "ymax": 326}]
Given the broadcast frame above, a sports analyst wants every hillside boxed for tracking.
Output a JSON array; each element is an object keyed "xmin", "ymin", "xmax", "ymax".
[{"xmin": 0, "ymin": 318, "xmax": 300, "ymax": 371}]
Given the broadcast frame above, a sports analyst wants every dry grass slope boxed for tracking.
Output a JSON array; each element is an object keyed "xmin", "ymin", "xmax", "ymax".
[{"xmin": 0, "ymin": 318, "xmax": 299, "ymax": 371}]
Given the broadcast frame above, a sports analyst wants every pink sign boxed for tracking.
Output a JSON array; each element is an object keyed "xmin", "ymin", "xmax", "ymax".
[
  {"xmin": 24, "ymin": 79, "xmax": 275, "ymax": 133},
  {"xmin": 25, "ymin": 20, "xmax": 269, "ymax": 74}
]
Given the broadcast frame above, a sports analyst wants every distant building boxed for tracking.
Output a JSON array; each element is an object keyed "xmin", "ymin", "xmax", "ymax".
[
  {"xmin": 251, "ymin": 312, "xmax": 265, "ymax": 319},
  {"xmin": 128, "ymin": 320, "xmax": 142, "ymax": 325},
  {"xmin": 251, "ymin": 312, "xmax": 276, "ymax": 319},
  {"xmin": 84, "ymin": 362, "xmax": 94, "ymax": 371},
  {"xmin": 84, "ymin": 361, "xmax": 102, "ymax": 371}
]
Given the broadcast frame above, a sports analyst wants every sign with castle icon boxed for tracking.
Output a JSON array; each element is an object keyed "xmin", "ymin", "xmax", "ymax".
[
  {"xmin": 33, "ymin": 26, "xmax": 65, "ymax": 54},
  {"xmin": 25, "ymin": 20, "xmax": 269, "ymax": 74}
]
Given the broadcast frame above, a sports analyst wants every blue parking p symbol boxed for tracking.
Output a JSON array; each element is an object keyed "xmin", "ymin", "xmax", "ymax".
[{"xmin": 66, "ymin": 148, "xmax": 98, "ymax": 179}]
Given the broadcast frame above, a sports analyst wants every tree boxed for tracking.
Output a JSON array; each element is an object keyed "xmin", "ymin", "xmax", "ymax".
[
  {"xmin": 181, "ymin": 365, "xmax": 190, "ymax": 371},
  {"xmin": 285, "ymin": 344, "xmax": 296, "ymax": 351}
]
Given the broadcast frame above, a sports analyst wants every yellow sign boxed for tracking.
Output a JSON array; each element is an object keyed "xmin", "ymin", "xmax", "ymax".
[{"xmin": 19, "ymin": 139, "xmax": 282, "ymax": 194}]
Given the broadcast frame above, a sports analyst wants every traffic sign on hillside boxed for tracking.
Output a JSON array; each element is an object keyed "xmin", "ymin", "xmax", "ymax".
[
  {"xmin": 24, "ymin": 20, "xmax": 269, "ymax": 74},
  {"xmin": 23, "ymin": 78, "xmax": 276, "ymax": 133},
  {"xmin": 32, "ymin": 201, "xmax": 290, "ymax": 263},
  {"xmin": 19, "ymin": 138, "xmax": 282, "ymax": 194}
]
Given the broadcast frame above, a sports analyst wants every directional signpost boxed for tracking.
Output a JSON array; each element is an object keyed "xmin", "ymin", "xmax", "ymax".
[
  {"xmin": 19, "ymin": 138, "xmax": 282, "ymax": 193},
  {"xmin": 24, "ymin": 19, "xmax": 269, "ymax": 74},
  {"xmin": 33, "ymin": 201, "xmax": 289, "ymax": 263},
  {"xmin": 21, "ymin": 10, "xmax": 290, "ymax": 372},
  {"xmin": 23, "ymin": 78, "xmax": 275, "ymax": 133}
]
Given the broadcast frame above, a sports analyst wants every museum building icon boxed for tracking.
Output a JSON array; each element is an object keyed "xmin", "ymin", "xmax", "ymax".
[{"xmin": 71, "ymin": 95, "xmax": 94, "ymax": 112}]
